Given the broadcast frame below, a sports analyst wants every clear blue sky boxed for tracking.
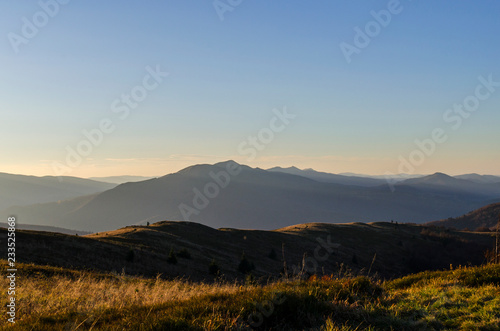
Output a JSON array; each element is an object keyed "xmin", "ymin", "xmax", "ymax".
[{"xmin": 1, "ymin": 0, "xmax": 499, "ymax": 177}]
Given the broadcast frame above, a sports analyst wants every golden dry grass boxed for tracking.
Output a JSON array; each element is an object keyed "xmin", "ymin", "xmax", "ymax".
[
  {"xmin": 2, "ymin": 261, "xmax": 500, "ymax": 330},
  {"xmin": 0, "ymin": 262, "xmax": 249, "ymax": 329}
]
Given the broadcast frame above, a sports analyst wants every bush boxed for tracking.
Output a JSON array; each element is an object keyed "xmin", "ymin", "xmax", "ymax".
[
  {"xmin": 126, "ymin": 249, "xmax": 135, "ymax": 263},
  {"xmin": 167, "ymin": 248, "xmax": 177, "ymax": 265},
  {"xmin": 351, "ymin": 254, "xmax": 358, "ymax": 265},
  {"xmin": 209, "ymin": 259, "xmax": 220, "ymax": 275},
  {"xmin": 268, "ymin": 248, "xmax": 278, "ymax": 260},
  {"xmin": 238, "ymin": 253, "xmax": 255, "ymax": 274},
  {"xmin": 178, "ymin": 248, "xmax": 191, "ymax": 259}
]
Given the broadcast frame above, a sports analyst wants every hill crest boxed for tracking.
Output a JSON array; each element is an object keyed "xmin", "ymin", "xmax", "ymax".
[{"xmin": 427, "ymin": 202, "xmax": 500, "ymax": 230}]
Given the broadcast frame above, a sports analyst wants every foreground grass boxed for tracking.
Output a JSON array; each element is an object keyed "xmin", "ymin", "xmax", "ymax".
[{"xmin": 1, "ymin": 262, "xmax": 499, "ymax": 330}]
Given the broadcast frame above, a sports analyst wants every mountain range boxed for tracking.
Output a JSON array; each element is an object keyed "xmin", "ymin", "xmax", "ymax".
[
  {"xmin": 0, "ymin": 172, "xmax": 115, "ymax": 210},
  {"xmin": 2, "ymin": 161, "xmax": 499, "ymax": 232},
  {"xmin": 454, "ymin": 174, "xmax": 500, "ymax": 184}
]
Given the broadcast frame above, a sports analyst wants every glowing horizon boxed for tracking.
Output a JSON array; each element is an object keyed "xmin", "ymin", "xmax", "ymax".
[{"xmin": 3, "ymin": 154, "xmax": 500, "ymax": 179}]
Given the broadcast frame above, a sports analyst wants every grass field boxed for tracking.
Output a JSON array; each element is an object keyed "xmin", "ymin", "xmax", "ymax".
[{"xmin": 2, "ymin": 261, "xmax": 500, "ymax": 330}]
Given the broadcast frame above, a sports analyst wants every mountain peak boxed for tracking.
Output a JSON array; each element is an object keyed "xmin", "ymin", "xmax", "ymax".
[
  {"xmin": 429, "ymin": 172, "xmax": 453, "ymax": 179},
  {"xmin": 397, "ymin": 172, "xmax": 461, "ymax": 187},
  {"xmin": 268, "ymin": 166, "xmax": 301, "ymax": 171},
  {"xmin": 214, "ymin": 160, "xmax": 241, "ymax": 167},
  {"xmin": 172, "ymin": 160, "xmax": 245, "ymax": 178}
]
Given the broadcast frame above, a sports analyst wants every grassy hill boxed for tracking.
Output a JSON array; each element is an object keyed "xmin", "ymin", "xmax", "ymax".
[
  {"xmin": 2, "ymin": 221, "xmax": 495, "ymax": 282},
  {"xmin": 2, "ymin": 261, "xmax": 499, "ymax": 330},
  {"xmin": 428, "ymin": 201, "xmax": 500, "ymax": 231}
]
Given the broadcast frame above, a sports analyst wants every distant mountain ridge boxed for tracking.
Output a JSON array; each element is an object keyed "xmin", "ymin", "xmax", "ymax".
[
  {"xmin": 270, "ymin": 168, "xmax": 500, "ymax": 185},
  {"xmin": 3, "ymin": 161, "xmax": 499, "ymax": 232},
  {"xmin": 395, "ymin": 173, "xmax": 500, "ymax": 198},
  {"xmin": 454, "ymin": 174, "xmax": 500, "ymax": 184},
  {"xmin": 0, "ymin": 172, "xmax": 116, "ymax": 210},
  {"xmin": 88, "ymin": 175, "xmax": 155, "ymax": 184},
  {"xmin": 267, "ymin": 166, "xmax": 385, "ymax": 187},
  {"xmin": 339, "ymin": 172, "xmax": 425, "ymax": 180}
]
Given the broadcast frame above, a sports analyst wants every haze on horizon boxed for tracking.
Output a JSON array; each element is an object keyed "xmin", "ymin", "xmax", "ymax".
[{"xmin": 1, "ymin": 1, "xmax": 499, "ymax": 178}]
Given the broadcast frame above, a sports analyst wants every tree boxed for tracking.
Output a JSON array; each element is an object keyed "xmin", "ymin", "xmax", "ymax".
[
  {"xmin": 238, "ymin": 253, "xmax": 255, "ymax": 274},
  {"xmin": 167, "ymin": 248, "xmax": 177, "ymax": 265}
]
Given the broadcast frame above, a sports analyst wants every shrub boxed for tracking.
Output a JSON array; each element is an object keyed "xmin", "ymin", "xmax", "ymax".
[
  {"xmin": 268, "ymin": 248, "xmax": 278, "ymax": 260},
  {"xmin": 178, "ymin": 248, "xmax": 191, "ymax": 259},
  {"xmin": 238, "ymin": 253, "xmax": 255, "ymax": 274},
  {"xmin": 209, "ymin": 259, "xmax": 220, "ymax": 275},
  {"xmin": 126, "ymin": 249, "xmax": 135, "ymax": 263},
  {"xmin": 351, "ymin": 254, "xmax": 358, "ymax": 265},
  {"xmin": 167, "ymin": 248, "xmax": 177, "ymax": 265}
]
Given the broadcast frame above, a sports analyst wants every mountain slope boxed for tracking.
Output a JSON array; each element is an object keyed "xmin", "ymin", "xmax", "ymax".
[
  {"xmin": 0, "ymin": 173, "xmax": 116, "ymax": 210},
  {"xmin": 427, "ymin": 202, "xmax": 500, "ymax": 230},
  {"xmin": 3, "ymin": 161, "xmax": 498, "ymax": 232}
]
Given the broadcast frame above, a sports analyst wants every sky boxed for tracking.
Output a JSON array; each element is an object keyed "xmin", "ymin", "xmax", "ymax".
[{"xmin": 1, "ymin": 0, "xmax": 499, "ymax": 177}]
